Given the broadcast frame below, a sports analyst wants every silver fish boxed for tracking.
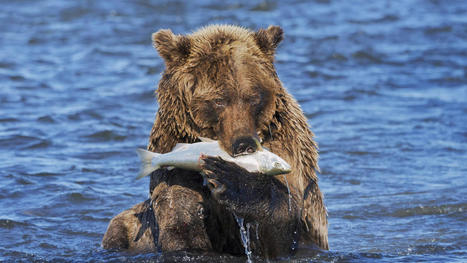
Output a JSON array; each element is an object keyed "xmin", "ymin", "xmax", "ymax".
[{"xmin": 136, "ymin": 138, "xmax": 291, "ymax": 179}]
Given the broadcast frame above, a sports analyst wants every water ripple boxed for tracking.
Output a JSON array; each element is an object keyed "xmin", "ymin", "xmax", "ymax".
[
  {"xmin": 0, "ymin": 219, "xmax": 31, "ymax": 229},
  {"xmin": 1, "ymin": 0, "xmax": 466, "ymax": 262},
  {"xmin": 391, "ymin": 203, "xmax": 466, "ymax": 218},
  {"xmin": 84, "ymin": 130, "xmax": 127, "ymax": 142}
]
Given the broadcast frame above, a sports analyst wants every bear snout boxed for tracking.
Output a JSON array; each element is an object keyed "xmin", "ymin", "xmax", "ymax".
[{"xmin": 231, "ymin": 136, "xmax": 260, "ymax": 156}]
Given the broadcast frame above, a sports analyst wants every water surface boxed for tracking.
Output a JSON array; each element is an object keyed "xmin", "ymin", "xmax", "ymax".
[{"xmin": 0, "ymin": 0, "xmax": 466, "ymax": 262}]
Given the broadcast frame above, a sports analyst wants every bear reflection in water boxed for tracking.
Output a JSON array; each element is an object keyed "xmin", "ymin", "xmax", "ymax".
[{"xmin": 102, "ymin": 24, "xmax": 328, "ymax": 259}]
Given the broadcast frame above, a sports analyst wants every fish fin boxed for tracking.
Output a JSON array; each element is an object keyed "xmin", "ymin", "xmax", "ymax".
[
  {"xmin": 136, "ymin": 148, "xmax": 160, "ymax": 179},
  {"xmin": 198, "ymin": 136, "xmax": 215, "ymax": 142}
]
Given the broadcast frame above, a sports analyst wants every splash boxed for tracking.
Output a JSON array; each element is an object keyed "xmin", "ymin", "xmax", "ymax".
[{"xmin": 233, "ymin": 213, "xmax": 253, "ymax": 263}]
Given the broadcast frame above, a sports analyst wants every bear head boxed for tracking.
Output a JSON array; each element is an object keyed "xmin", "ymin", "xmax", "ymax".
[{"xmin": 152, "ymin": 25, "xmax": 285, "ymax": 156}]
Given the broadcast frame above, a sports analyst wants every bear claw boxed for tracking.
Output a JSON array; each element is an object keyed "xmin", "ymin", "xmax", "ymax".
[{"xmin": 207, "ymin": 178, "xmax": 226, "ymax": 196}]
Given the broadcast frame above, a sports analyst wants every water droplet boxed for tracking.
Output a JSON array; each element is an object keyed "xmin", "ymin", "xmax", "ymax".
[
  {"xmin": 255, "ymin": 222, "xmax": 260, "ymax": 240},
  {"xmin": 283, "ymin": 175, "xmax": 292, "ymax": 212}
]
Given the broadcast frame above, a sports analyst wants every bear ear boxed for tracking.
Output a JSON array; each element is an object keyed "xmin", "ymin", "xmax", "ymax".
[
  {"xmin": 152, "ymin": 29, "xmax": 191, "ymax": 65},
  {"xmin": 254, "ymin": 25, "xmax": 284, "ymax": 56}
]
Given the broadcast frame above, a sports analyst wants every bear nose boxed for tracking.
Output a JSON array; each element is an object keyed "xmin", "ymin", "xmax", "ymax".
[{"xmin": 232, "ymin": 137, "xmax": 258, "ymax": 156}]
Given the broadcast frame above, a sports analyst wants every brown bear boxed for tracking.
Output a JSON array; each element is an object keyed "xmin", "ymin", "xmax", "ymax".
[{"xmin": 102, "ymin": 25, "xmax": 328, "ymax": 259}]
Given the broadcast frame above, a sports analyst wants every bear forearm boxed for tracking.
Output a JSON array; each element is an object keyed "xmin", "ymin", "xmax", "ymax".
[
  {"xmin": 230, "ymin": 176, "xmax": 298, "ymax": 221},
  {"xmin": 235, "ymin": 178, "xmax": 302, "ymax": 257}
]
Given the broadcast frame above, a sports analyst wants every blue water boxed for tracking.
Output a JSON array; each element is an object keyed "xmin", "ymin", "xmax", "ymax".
[{"xmin": 1, "ymin": 0, "xmax": 466, "ymax": 262}]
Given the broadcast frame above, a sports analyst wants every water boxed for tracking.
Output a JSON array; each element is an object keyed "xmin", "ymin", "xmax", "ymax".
[
  {"xmin": 283, "ymin": 174, "xmax": 292, "ymax": 212},
  {"xmin": 1, "ymin": 0, "xmax": 466, "ymax": 262},
  {"xmin": 234, "ymin": 214, "xmax": 253, "ymax": 263}
]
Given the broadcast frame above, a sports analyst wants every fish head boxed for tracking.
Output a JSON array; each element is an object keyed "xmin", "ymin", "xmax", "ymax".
[{"xmin": 259, "ymin": 151, "xmax": 292, "ymax": 176}]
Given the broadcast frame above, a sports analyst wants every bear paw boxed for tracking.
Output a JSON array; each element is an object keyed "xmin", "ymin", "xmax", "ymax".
[{"xmin": 201, "ymin": 156, "xmax": 270, "ymax": 216}]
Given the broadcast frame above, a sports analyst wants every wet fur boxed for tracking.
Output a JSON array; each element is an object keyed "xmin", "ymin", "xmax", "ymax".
[{"xmin": 102, "ymin": 25, "xmax": 328, "ymax": 258}]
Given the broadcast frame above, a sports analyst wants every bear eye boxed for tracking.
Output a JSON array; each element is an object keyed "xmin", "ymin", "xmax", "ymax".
[
  {"xmin": 245, "ymin": 92, "xmax": 263, "ymax": 106},
  {"xmin": 247, "ymin": 96, "xmax": 261, "ymax": 106},
  {"xmin": 213, "ymin": 99, "xmax": 226, "ymax": 108}
]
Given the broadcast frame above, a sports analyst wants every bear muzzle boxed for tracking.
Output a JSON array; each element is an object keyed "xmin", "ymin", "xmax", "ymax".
[{"xmin": 231, "ymin": 136, "xmax": 261, "ymax": 157}]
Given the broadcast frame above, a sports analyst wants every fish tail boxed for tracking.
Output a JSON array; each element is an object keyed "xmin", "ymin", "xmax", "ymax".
[{"xmin": 136, "ymin": 148, "xmax": 160, "ymax": 179}]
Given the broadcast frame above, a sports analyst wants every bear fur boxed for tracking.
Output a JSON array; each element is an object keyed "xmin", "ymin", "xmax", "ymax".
[{"xmin": 102, "ymin": 25, "xmax": 328, "ymax": 259}]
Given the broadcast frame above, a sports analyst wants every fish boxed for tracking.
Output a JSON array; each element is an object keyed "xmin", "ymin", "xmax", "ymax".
[{"xmin": 136, "ymin": 137, "xmax": 291, "ymax": 179}]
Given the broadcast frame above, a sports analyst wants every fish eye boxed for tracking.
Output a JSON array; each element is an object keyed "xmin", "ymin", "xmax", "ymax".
[{"xmin": 274, "ymin": 162, "xmax": 281, "ymax": 168}]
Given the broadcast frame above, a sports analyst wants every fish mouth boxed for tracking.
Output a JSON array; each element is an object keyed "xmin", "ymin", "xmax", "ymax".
[
  {"xmin": 278, "ymin": 166, "xmax": 292, "ymax": 175},
  {"xmin": 266, "ymin": 167, "xmax": 291, "ymax": 176}
]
